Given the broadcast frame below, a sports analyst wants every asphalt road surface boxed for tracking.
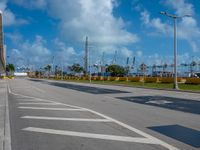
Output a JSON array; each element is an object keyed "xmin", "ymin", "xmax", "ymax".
[{"xmin": 7, "ymin": 78, "xmax": 200, "ymax": 150}]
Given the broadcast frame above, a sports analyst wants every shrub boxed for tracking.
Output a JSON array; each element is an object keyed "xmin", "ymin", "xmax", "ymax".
[
  {"xmin": 109, "ymin": 77, "xmax": 118, "ymax": 81},
  {"xmin": 160, "ymin": 77, "xmax": 182, "ymax": 83},
  {"xmin": 144, "ymin": 77, "xmax": 158, "ymax": 83},
  {"xmin": 129, "ymin": 77, "xmax": 143, "ymax": 82},
  {"xmin": 118, "ymin": 77, "xmax": 127, "ymax": 81},
  {"xmin": 185, "ymin": 78, "xmax": 200, "ymax": 84}
]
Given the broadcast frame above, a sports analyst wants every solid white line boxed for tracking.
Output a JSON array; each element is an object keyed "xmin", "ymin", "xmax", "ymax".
[
  {"xmin": 8, "ymin": 86, "xmax": 179, "ymax": 150},
  {"xmin": 18, "ymin": 107, "xmax": 86, "ymax": 111},
  {"xmin": 18, "ymin": 102, "xmax": 61, "ymax": 105},
  {"xmin": 22, "ymin": 127, "xmax": 155, "ymax": 144},
  {"xmin": 21, "ymin": 116, "xmax": 112, "ymax": 122}
]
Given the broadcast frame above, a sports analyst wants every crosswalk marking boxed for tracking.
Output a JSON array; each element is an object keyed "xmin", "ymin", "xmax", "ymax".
[
  {"xmin": 19, "ymin": 102, "xmax": 61, "ymax": 105},
  {"xmin": 21, "ymin": 116, "xmax": 112, "ymax": 122},
  {"xmin": 18, "ymin": 107, "xmax": 87, "ymax": 111},
  {"xmin": 22, "ymin": 127, "xmax": 157, "ymax": 144},
  {"xmin": 8, "ymin": 86, "xmax": 180, "ymax": 150}
]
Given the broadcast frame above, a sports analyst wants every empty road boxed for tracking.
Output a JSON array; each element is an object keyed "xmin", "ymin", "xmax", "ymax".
[{"xmin": 7, "ymin": 78, "xmax": 200, "ymax": 150}]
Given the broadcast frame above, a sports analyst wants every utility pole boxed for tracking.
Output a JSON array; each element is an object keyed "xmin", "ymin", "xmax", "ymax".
[
  {"xmin": 126, "ymin": 57, "xmax": 130, "ymax": 76},
  {"xmin": 61, "ymin": 64, "xmax": 64, "ymax": 80},
  {"xmin": 160, "ymin": 11, "xmax": 191, "ymax": 90},
  {"xmin": 84, "ymin": 36, "xmax": 89, "ymax": 76},
  {"xmin": 101, "ymin": 52, "xmax": 105, "ymax": 82},
  {"xmin": 52, "ymin": 56, "xmax": 54, "ymax": 75}
]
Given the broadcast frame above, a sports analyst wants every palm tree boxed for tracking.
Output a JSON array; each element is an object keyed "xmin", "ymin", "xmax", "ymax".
[
  {"xmin": 6, "ymin": 64, "xmax": 15, "ymax": 76},
  {"xmin": 69, "ymin": 63, "xmax": 84, "ymax": 73},
  {"xmin": 44, "ymin": 65, "xmax": 51, "ymax": 77}
]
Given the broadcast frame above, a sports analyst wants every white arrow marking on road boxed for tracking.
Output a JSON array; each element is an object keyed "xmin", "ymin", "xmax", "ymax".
[
  {"xmin": 21, "ymin": 116, "xmax": 112, "ymax": 122},
  {"xmin": 22, "ymin": 127, "xmax": 157, "ymax": 144}
]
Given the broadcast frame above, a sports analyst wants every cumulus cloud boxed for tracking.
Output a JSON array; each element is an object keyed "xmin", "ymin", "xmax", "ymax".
[
  {"xmin": 5, "ymin": 32, "xmax": 23, "ymax": 45},
  {"xmin": 8, "ymin": 0, "xmax": 138, "ymax": 67},
  {"xmin": 47, "ymin": 0, "xmax": 139, "ymax": 45},
  {"xmin": 140, "ymin": 0, "xmax": 200, "ymax": 52},
  {"xmin": 0, "ymin": 0, "xmax": 28, "ymax": 26},
  {"xmin": 41, "ymin": 0, "xmax": 138, "ymax": 66},
  {"xmin": 140, "ymin": 10, "xmax": 172, "ymax": 35},
  {"xmin": 53, "ymin": 38, "xmax": 82, "ymax": 66},
  {"xmin": 10, "ymin": 35, "xmax": 51, "ymax": 67}
]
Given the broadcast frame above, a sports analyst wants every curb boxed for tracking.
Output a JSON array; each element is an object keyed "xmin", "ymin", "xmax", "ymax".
[{"xmin": 3, "ymin": 84, "xmax": 11, "ymax": 150}]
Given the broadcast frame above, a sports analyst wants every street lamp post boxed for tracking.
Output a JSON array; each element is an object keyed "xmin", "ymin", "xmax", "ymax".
[{"xmin": 160, "ymin": 12, "xmax": 191, "ymax": 90}]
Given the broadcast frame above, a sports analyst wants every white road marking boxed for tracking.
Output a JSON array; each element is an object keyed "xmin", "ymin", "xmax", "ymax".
[
  {"xmin": 17, "ymin": 99, "xmax": 41, "ymax": 102},
  {"xmin": 31, "ymin": 85, "xmax": 45, "ymax": 93},
  {"xmin": 18, "ymin": 107, "xmax": 87, "ymax": 111},
  {"xmin": 22, "ymin": 127, "xmax": 157, "ymax": 144},
  {"xmin": 21, "ymin": 116, "xmax": 112, "ymax": 122},
  {"xmin": 146, "ymin": 100, "xmax": 173, "ymax": 105},
  {"xmin": 18, "ymin": 102, "xmax": 61, "ymax": 105},
  {"xmin": 8, "ymin": 86, "xmax": 179, "ymax": 150}
]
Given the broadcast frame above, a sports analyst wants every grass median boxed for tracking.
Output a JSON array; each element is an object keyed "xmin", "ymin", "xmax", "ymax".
[{"xmin": 55, "ymin": 79, "xmax": 200, "ymax": 92}]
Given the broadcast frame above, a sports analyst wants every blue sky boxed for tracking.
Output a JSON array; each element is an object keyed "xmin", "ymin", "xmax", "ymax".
[{"xmin": 1, "ymin": 0, "xmax": 200, "ymax": 69}]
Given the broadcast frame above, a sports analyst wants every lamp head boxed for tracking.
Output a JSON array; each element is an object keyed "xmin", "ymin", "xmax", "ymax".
[{"xmin": 160, "ymin": 11, "xmax": 167, "ymax": 15}]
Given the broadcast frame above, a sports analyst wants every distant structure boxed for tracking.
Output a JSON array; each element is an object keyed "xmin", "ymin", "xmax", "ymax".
[
  {"xmin": 84, "ymin": 36, "xmax": 88, "ymax": 75},
  {"xmin": 0, "ymin": 11, "xmax": 6, "ymax": 75},
  {"xmin": 111, "ymin": 50, "xmax": 117, "ymax": 65}
]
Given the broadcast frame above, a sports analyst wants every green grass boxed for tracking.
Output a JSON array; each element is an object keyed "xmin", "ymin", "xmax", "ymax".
[
  {"xmin": 179, "ymin": 84, "xmax": 200, "ymax": 91},
  {"xmin": 59, "ymin": 79, "xmax": 200, "ymax": 92}
]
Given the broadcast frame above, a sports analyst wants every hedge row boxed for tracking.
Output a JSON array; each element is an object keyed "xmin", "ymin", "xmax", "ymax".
[{"xmin": 31, "ymin": 76, "xmax": 200, "ymax": 84}]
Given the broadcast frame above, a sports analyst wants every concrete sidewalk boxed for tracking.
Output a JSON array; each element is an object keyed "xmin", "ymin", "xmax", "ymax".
[{"xmin": 0, "ymin": 80, "xmax": 11, "ymax": 150}]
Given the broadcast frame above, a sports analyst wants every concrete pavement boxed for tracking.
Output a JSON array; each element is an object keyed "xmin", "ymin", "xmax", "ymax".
[
  {"xmin": 7, "ymin": 78, "xmax": 200, "ymax": 150},
  {"xmin": 0, "ymin": 80, "xmax": 11, "ymax": 150}
]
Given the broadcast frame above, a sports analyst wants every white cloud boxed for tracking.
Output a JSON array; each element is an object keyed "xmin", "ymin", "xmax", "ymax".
[
  {"xmin": 47, "ymin": 0, "xmax": 139, "ymax": 45},
  {"xmin": 10, "ymin": 35, "xmax": 51, "ymax": 67},
  {"xmin": 21, "ymin": 35, "xmax": 50, "ymax": 57},
  {"xmin": 163, "ymin": 0, "xmax": 194, "ymax": 16},
  {"xmin": 140, "ymin": 10, "xmax": 172, "ymax": 35},
  {"xmin": 140, "ymin": 0, "xmax": 200, "ymax": 52},
  {"xmin": 39, "ymin": 0, "xmax": 139, "ymax": 67},
  {"xmin": 53, "ymin": 38, "xmax": 81, "ymax": 66},
  {"xmin": 5, "ymin": 1, "xmax": 139, "ymax": 67},
  {"xmin": 0, "ymin": 0, "xmax": 28, "ymax": 26}
]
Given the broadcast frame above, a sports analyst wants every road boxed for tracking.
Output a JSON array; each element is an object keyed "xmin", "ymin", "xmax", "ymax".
[{"xmin": 7, "ymin": 78, "xmax": 200, "ymax": 150}]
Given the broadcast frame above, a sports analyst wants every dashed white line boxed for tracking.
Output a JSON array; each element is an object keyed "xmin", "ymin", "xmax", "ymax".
[
  {"xmin": 22, "ymin": 127, "xmax": 158, "ymax": 144},
  {"xmin": 18, "ymin": 107, "xmax": 87, "ymax": 111},
  {"xmin": 21, "ymin": 116, "xmax": 112, "ymax": 122}
]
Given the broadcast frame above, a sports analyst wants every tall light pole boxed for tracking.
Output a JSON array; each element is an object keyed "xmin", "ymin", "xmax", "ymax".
[{"xmin": 160, "ymin": 12, "xmax": 191, "ymax": 90}]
